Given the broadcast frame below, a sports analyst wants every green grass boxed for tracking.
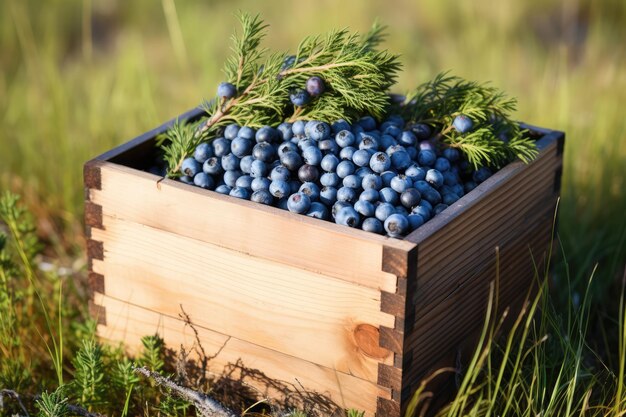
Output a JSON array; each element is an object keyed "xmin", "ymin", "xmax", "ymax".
[{"xmin": 0, "ymin": 0, "xmax": 625, "ymax": 416}]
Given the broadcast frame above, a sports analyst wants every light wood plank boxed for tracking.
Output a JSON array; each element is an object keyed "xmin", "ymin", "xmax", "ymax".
[
  {"xmin": 96, "ymin": 293, "xmax": 389, "ymax": 416},
  {"xmin": 91, "ymin": 215, "xmax": 395, "ymax": 383},
  {"xmin": 89, "ymin": 161, "xmax": 412, "ymax": 293}
]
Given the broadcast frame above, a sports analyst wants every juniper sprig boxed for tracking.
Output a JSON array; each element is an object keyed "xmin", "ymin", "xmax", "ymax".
[
  {"xmin": 403, "ymin": 72, "xmax": 538, "ymax": 168},
  {"xmin": 155, "ymin": 118, "xmax": 203, "ymax": 177}
]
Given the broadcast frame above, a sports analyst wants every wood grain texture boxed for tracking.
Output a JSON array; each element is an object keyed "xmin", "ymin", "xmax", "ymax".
[
  {"xmin": 91, "ymin": 214, "xmax": 395, "ymax": 383},
  {"xmin": 84, "ymin": 201, "xmax": 103, "ymax": 229},
  {"xmin": 88, "ymin": 160, "xmax": 413, "ymax": 292},
  {"xmin": 96, "ymin": 293, "xmax": 389, "ymax": 415},
  {"xmin": 376, "ymin": 397, "xmax": 400, "ymax": 417},
  {"xmin": 84, "ymin": 160, "xmax": 102, "ymax": 190}
]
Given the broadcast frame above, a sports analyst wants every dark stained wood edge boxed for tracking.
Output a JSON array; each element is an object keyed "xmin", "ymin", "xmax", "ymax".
[
  {"xmin": 378, "ymin": 363, "xmax": 402, "ymax": 392},
  {"xmin": 404, "ymin": 131, "xmax": 561, "ymax": 246},
  {"xmin": 87, "ymin": 239, "xmax": 104, "ymax": 261},
  {"xmin": 91, "ymin": 107, "xmax": 205, "ymax": 162},
  {"xmin": 88, "ymin": 300, "xmax": 107, "ymax": 325},
  {"xmin": 381, "ymin": 291, "xmax": 406, "ymax": 318},
  {"xmin": 382, "ymin": 246, "xmax": 412, "ymax": 278},
  {"xmin": 376, "ymin": 397, "xmax": 400, "ymax": 417},
  {"xmin": 554, "ymin": 165, "xmax": 563, "ymax": 194},
  {"xmin": 379, "ymin": 326, "xmax": 403, "ymax": 354},
  {"xmin": 85, "ymin": 201, "xmax": 103, "ymax": 229},
  {"xmin": 84, "ymin": 159, "xmax": 102, "ymax": 190},
  {"xmin": 88, "ymin": 272, "xmax": 105, "ymax": 296}
]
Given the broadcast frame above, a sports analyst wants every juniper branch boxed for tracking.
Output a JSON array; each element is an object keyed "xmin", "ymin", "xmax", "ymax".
[{"xmin": 134, "ymin": 366, "xmax": 239, "ymax": 417}]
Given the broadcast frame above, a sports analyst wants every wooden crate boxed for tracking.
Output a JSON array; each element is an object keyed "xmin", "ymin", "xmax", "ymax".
[{"xmin": 84, "ymin": 108, "xmax": 564, "ymax": 416}]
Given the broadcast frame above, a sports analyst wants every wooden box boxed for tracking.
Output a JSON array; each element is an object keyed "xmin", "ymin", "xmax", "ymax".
[{"xmin": 84, "ymin": 108, "xmax": 564, "ymax": 416}]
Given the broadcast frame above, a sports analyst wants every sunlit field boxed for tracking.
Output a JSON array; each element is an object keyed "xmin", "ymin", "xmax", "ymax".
[{"xmin": 0, "ymin": 0, "xmax": 624, "ymax": 415}]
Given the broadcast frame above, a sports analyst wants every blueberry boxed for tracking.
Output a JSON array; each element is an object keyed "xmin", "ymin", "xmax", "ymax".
[
  {"xmin": 358, "ymin": 116, "xmax": 377, "ymax": 131},
  {"xmin": 306, "ymin": 202, "xmax": 329, "ymax": 220},
  {"xmin": 390, "ymin": 150, "xmax": 412, "ymax": 170},
  {"xmin": 361, "ymin": 217, "xmax": 384, "ymax": 234},
  {"xmin": 212, "ymin": 138, "xmax": 231, "ymax": 157},
  {"xmin": 331, "ymin": 201, "xmax": 350, "ymax": 218},
  {"xmin": 379, "ymin": 134, "xmax": 397, "ymax": 150},
  {"xmin": 353, "ymin": 149, "xmax": 372, "ymax": 167},
  {"xmin": 433, "ymin": 204, "xmax": 449, "ymax": 215},
  {"xmin": 289, "ymin": 179, "xmax": 302, "ymax": 194},
  {"xmin": 422, "ymin": 187, "xmax": 442, "ymax": 205},
  {"xmin": 278, "ymin": 141, "xmax": 298, "ymax": 154},
  {"xmin": 369, "ymin": 152, "xmax": 391, "ymax": 173},
  {"xmin": 473, "ymin": 167, "xmax": 493, "ymax": 183},
  {"xmin": 342, "ymin": 175, "xmax": 361, "ymax": 189},
  {"xmin": 359, "ymin": 188, "xmax": 380, "ymax": 203},
  {"xmin": 375, "ymin": 202, "xmax": 396, "ymax": 222},
  {"xmin": 231, "ymin": 137, "xmax": 253, "ymax": 158},
  {"xmin": 413, "ymin": 180, "xmax": 431, "ymax": 194},
  {"xmin": 287, "ymin": 192, "xmax": 311, "ymax": 214},
  {"xmin": 453, "ymin": 115, "xmax": 473, "ymax": 133},
  {"xmin": 335, "ymin": 130, "xmax": 356, "ymax": 148},
  {"xmin": 251, "ymin": 177, "xmax": 271, "ymax": 192},
  {"xmin": 203, "ymin": 157, "xmax": 222, "ymax": 175},
  {"xmin": 419, "ymin": 141, "xmax": 435, "ymax": 151},
  {"xmin": 385, "ymin": 144, "xmax": 404, "ymax": 157},
  {"xmin": 443, "ymin": 171, "xmax": 459, "ymax": 186},
  {"xmin": 309, "ymin": 121, "xmax": 331, "ymax": 141},
  {"xmin": 224, "ymin": 124, "xmax": 240, "ymax": 140},
  {"xmin": 362, "ymin": 173, "xmax": 383, "ymax": 190},
  {"xmin": 193, "ymin": 172, "xmax": 214, "ymax": 189},
  {"xmin": 238, "ymin": 126, "xmax": 255, "ymax": 140},
  {"xmin": 399, "ymin": 130, "xmax": 417, "ymax": 146},
  {"xmin": 298, "ymin": 164, "xmax": 320, "ymax": 182},
  {"xmin": 412, "ymin": 205, "xmax": 431, "ymax": 221},
  {"xmin": 425, "ymin": 169, "xmax": 444, "ymax": 188},
  {"xmin": 406, "ymin": 146, "xmax": 418, "ymax": 160},
  {"xmin": 464, "ymin": 181, "xmax": 478, "ymax": 193},
  {"xmin": 292, "ymin": 120, "xmax": 306, "ymax": 137},
  {"xmin": 451, "ymin": 184, "xmax": 465, "ymax": 197},
  {"xmin": 321, "ymin": 154, "xmax": 340, "ymax": 172},
  {"xmin": 194, "ymin": 143, "xmax": 213, "ymax": 163},
  {"xmin": 250, "ymin": 160, "xmax": 268, "ymax": 178},
  {"xmin": 215, "ymin": 184, "xmax": 232, "ymax": 195},
  {"xmin": 419, "ymin": 199, "xmax": 433, "ymax": 212},
  {"xmin": 304, "ymin": 121, "xmax": 317, "ymax": 138},
  {"xmin": 332, "ymin": 119, "xmax": 351, "ymax": 134},
  {"xmin": 320, "ymin": 172, "xmax": 340, "ymax": 187},
  {"xmin": 337, "ymin": 186, "xmax": 358, "ymax": 203},
  {"xmin": 443, "ymin": 193, "xmax": 460, "ymax": 205},
  {"xmin": 336, "ymin": 160, "xmax": 356, "ymax": 178},
  {"xmin": 302, "ymin": 146, "xmax": 323, "ymax": 165},
  {"xmin": 290, "ymin": 89, "xmax": 310, "ymax": 106},
  {"xmin": 318, "ymin": 139, "xmax": 339, "ymax": 155},
  {"xmin": 386, "ymin": 114, "xmax": 405, "ymax": 127},
  {"xmin": 269, "ymin": 180, "xmax": 291, "ymax": 198},
  {"xmin": 335, "ymin": 206, "xmax": 360, "ymax": 228},
  {"xmin": 320, "ymin": 186, "xmax": 338, "ymax": 206},
  {"xmin": 223, "ymin": 170, "xmax": 243, "ymax": 187},
  {"xmin": 217, "ymin": 82, "xmax": 236, "ymax": 99},
  {"xmin": 280, "ymin": 151, "xmax": 303, "ymax": 171},
  {"xmin": 379, "ymin": 187, "xmax": 399, "ymax": 205},
  {"xmin": 270, "ymin": 165, "xmax": 290, "ymax": 182},
  {"xmin": 256, "ymin": 126, "xmax": 277, "ymax": 143},
  {"xmin": 221, "ymin": 153, "xmax": 241, "ymax": 171},
  {"xmin": 339, "ymin": 146, "xmax": 357, "ymax": 161},
  {"xmin": 400, "ymin": 188, "xmax": 421, "ymax": 209},
  {"xmin": 443, "ymin": 148, "xmax": 460, "ymax": 162},
  {"xmin": 235, "ymin": 175, "xmax": 254, "ymax": 189},
  {"xmin": 181, "ymin": 157, "xmax": 202, "ymax": 177},
  {"xmin": 277, "ymin": 122, "xmax": 293, "ymax": 141},
  {"xmin": 410, "ymin": 123, "xmax": 432, "ymax": 140},
  {"xmin": 390, "ymin": 175, "xmax": 413, "ymax": 193},
  {"xmin": 251, "ymin": 189, "xmax": 273, "ymax": 205},
  {"xmin": 417, "ymin": 149, "xmax": 437, "ymax": 167},
  {"xmin": 383, "ymin": 125, "xmax": 402, "ymax": 138},
  {"xmin": 354, "ymin": 200, "xmax": 376, "ymax": 217},
  {"xmin": 358, "ymin": 134, "xmax": 379, "ymax": 151},
  {"xmin": 380, "ymin": 171, "xmax": 396, "ymax": 187},
  {"xmin": 355, "ymin": 166, "xmax": 374, "ymax": 179},
  {"xmin": 405, "ymin": 164, "xmax": 426, "ymax": 181},
  {"xmin": 229, "ymin": 186, "xmax": 251, "ymax": 200},
  {"xmin": 299, "ymin": 182, "xmax": 320, "ymax": 201},
  {"xmin": 298, "ymin": 138, "xmax": 316, "ymax": 151},
  {"xmin": 434, "ymin": 157, "xmax": 451, "ymax": 172},
  {"xmin": 252, "ymin": 142, "xmax": 276, "ymax": 162},
  {"xmin": 407, "ymin": 214, "xmax": 425, "ymax": 231},
  {"xmin": 384, "ymin": 213, "xmax": 409, "ymax": 237},
  {"xmin": 395, "ymin": 206, "xmax": 410, "ymax": 216},
  {"xmin": 306, "ymin": 76, "xmax": 325, "ymax": 97},
  {"xmin": 277, "ymin": 197, "xmax": 289, "ymax": 210}
]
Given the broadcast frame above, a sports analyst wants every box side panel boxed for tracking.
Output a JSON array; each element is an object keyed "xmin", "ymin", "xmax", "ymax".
[
  {"xmin": 95, "ymin": 293, "xmax": 388, "ymax": 416},
  {"xmin": 400, "ymin": 133, "xmax": 563, "ymax": 403},
  {"xmin": 87, "ymin": 161, "xmax": 411, "ymax": 293},
  {"xmin": 89, "ymin": 214, "xmax": 396, "ymax": 384}
]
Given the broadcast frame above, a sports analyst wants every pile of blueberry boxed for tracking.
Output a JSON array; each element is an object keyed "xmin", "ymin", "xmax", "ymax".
[{"xmin": 176, "ymin": 115, "xmax": 492, "ymax": 238}]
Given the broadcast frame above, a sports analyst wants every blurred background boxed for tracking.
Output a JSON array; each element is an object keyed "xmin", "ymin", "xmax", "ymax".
[{"xmin": 0, "ymin": 0, "xmax": 624, "ymax": 298}]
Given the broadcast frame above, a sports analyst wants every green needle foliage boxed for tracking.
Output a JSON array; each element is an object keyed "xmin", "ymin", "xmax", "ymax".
[
  {"xmin": 71, "ymin": 339, "xmax": 105, "ymax": 410},
  {"xmin": 403, "ymin": 72, "xmax": 538, "ymax": 169},
  {"xmin": 35, "ymin": 388, "xmax": 70, "ymax": 417}
]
